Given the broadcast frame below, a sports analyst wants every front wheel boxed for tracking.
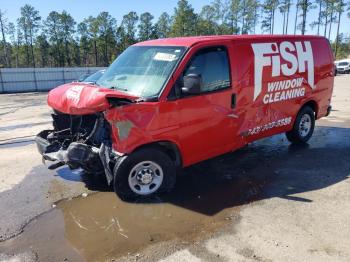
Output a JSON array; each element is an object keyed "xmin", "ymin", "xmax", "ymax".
[
  {"xmin": 113, "ymin": 147, "xmax": 176, "ymax": 200},
  {"xmin": 286, "ymin": 106, "xmax": 315, "ymax": 144}
]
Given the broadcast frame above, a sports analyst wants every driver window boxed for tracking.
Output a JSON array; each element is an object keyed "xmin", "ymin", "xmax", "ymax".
[{"xmin": 183, "ymin": 46, "xmax": 231, "ymax": 93}]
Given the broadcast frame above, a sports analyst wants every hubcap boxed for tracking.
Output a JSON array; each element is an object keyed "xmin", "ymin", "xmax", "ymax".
[
  {"xmin": 299, "ymin": 114, "xmax": 312, "ymax": 137},
  {"xmin": 128, "ymin": 161, "xmax": 164, "ymax": 195}
]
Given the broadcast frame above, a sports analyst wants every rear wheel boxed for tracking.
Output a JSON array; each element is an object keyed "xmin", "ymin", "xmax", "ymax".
[
  {"xmin": 286, "ymin": 106, "xmax": 315, "ymax": 144},
  {"xmin": 113, "ymin": 147, "xmax": 176, "ymax": 200}
]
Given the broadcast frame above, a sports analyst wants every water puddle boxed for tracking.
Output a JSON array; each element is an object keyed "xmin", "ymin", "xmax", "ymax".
[
  {"xmin": 0, "ymin": 191, "xmax": 241, "ymax": 261},
  {"xmin": 0, "ymin": 147, "xmax": 270, "ymax": 261}
]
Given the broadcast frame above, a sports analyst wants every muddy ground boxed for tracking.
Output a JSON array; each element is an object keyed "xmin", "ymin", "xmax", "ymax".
[{"xmin": 0, "ymin": 75, "xmax": 349, "ymax": 262}]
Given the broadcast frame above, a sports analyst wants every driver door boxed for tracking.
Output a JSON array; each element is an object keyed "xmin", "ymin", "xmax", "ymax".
[{"xmin": 164, "ymin": 44, "xmax": 243, "ymax": 166}]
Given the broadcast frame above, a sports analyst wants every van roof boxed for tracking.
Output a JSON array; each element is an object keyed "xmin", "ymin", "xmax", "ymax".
[{"xmin": 134, "ymin": 35, "xmax": 327, "ymax": 47}]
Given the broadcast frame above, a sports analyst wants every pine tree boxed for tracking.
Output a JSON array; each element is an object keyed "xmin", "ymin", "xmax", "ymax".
[
  {"xmin": 198, "ymin": 5, "xmax": 217, "ymax": 35},
  {"xmin": 279, "ymin": 0, "xmax": 292, "ymax": 34},
  {"xmin": 0, "ymin": 10, "xmax": 10, "ymax": 67},
  {"xmin": 242, "ymin": 0, "xmax": 260, "ymax": 34},
  {"xmin": 327, "ymin": 0, "xmax": 337, "ymax": 39},
  {"xmin": 310, "ymin": 0, "xmax": 325, "ymax": 35},
  {"xmin": 334, "ymin": 0, "xmax": 347, "ymax": 56},
  {"xmin": 261, "ymin": 0, "xmax": 279, "ymax": 34},
  {"xmin": 119, "ymin": 11, "xmax": 139, "ymax": 48},
  {"xmin": 44, "ymin": 11, "xmax": 64, "ymax": 66},
  {"xmin": 227, "ymin": 0, "xmax": 242, "ymax": 34},
  {"xmin": 84, "ymin": 16, "xmax": 100, "ymax": 66},
  {"xmin": 170, "ymin": 0, "xmax": 197, "ymax": 36},
  {"xmin": 212, "ymin": 0, "xmax": 230, "ymax": 34},
  {"xmin": 18, "ymin": 4, "xmax": 41, "ymax": 67},
  {"xmin": 60, "ymin": 11, "xmax": 76, "ymax": 66},
  {"xmin": 96, "ymin": 12, "xmax": 116, "ymax": 65},
  {"xmin": 35, "ymin": 33, "xmax": 49, "ymax": 67},
  {"xmin": 7, "ymin": 22, "xmax": 17, "ymax": 67},
  {"xmin": 77, "ymin": 22, "xmax": 90, "ymax": 66},
  {"xmin": 155, "ymin": 12, "xmax": 171, "ymax": 38},
  {"xmin": 138, "ymin": 12, "xmax": 155, "ymax": 41},
  {"xmin": 294, "ymin": 0, "xmax": 300, "ymax": 34}
]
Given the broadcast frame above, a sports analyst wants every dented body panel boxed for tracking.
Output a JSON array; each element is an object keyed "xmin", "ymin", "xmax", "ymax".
[
  {"xmin": 48, "ymin": 82, "xmax": 137, "ymax": 115},
  {"xmin": 37, "ymin": 35, "xmax": 334, "ymax": 184}
]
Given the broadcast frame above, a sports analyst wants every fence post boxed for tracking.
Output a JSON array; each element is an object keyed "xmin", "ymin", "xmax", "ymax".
[
  {"xmin": 0, "ymin": 69, "xmax": 4, "ymax": 93},
  {"xmin": 62, "ymin": 68, "xmax": 66, "ymax": 84},
  {"xmin": 33, "ymin": 68, "xmax": 38, "ymax": 92}
]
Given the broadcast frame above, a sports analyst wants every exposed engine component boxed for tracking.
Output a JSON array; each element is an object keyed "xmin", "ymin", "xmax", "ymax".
[{"xmin": 36, "ymin": 111, "xmax": 114, "ymax": 183}]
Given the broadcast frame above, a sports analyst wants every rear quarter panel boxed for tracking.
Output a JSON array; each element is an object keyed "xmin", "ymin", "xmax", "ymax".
[{"xmin": 230, "ymin": 36, "xmax": 334, "ymax": 142}]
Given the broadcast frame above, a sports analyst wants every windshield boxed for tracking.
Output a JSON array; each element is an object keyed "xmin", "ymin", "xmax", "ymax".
[
  {"xmin": 96, "ymin": 46, "xmax": 186, "ymax": 98},
  {"xmin": 83, "ymin": 70, "xmax": 105, "ymax": 83},
  {"xmin": 338, "ymin": 62, "xmax": 349, "ymax": 66}
]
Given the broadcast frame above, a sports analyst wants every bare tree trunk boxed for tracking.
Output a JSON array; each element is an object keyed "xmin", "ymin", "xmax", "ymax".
[
  {"xmin": 328, "ymin": 4, "xmax": 334, "ymax": 39},
  {"xmin": 254, "ymin": 6, "xmax": 257, "ymax": 34},
  {"xmin": 241, "ymin": 0, "xmax": 246, "ymax": 34},
  {"xmin": 317, "ymin": 0, "xmax": 322, "ymax": 35},
  {"xmin": 65, "ymin": 40, "xmax": 71, "ymax": 67},
  {"xmin": 105, "ymin": 35, "xmax": 108, "ymax": 66},
  {"xmin": 334, "ymin": 6, "xmax": 342, "ymax": 58},
  {"xmin": 0, "ymin": 12, "xmax": 9, "ymax": 67},
  {"xmin": 94, "ymin": 39, "xmax": 98, "ymax": 66},
  {"xmin": 286, "ymin": 0, "xmax": 290, "ymax": 34},
  {"xmin": 16, "ymin": 37, "xmax": 20, "ymax": 68},
  {"xmin": 301, "ymin": 0, "xmax": 307, "ymax": 35},
  {"xmin": 282, "ymin": 11, "xmax": 286, "ymax": 34},
  {"xmin": 29, "ymin": 28, "xmax": 35, "ymax": 68},
  {"xmin": 272, "ymin": 9, "xmax": 275, "ymax": 34},
  {"xmin": 294, "ymin": 0, "xmax": 299, "ymax": 34},
  {"xmin": 24, "ymin": 35, "xmax": 30, "ymax": 67},
  {"xmin": 324, "ymin": 1, "xmax": 329, "ymax": 36},
  {"xmin": 15, "ymin": 47, "xmax": 19, "ymax": 68}
]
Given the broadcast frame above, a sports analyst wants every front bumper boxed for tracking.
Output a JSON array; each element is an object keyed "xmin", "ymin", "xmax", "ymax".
[
  {"xmin": 35, "ymin": 130, "xmax": 114, "ymax": 184},
  {"xmin": 337, "ymin": 68, "xmax": 350, "ymax": 73}
]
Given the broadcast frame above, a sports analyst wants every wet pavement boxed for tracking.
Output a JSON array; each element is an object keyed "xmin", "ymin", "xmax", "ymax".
[{"xmin": 0, "ymin": 75, "xmax": 350, "ymax": 261}]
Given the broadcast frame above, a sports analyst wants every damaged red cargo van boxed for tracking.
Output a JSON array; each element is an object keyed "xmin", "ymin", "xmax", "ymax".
[{"xmin": 36, "ymin": 35, "xmax": 334, "ymax": 199}]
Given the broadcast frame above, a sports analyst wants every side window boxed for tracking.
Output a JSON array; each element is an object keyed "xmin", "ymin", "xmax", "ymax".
[{"xmin": 183, "ymin": 46, "xmax": 231, "ymax": 92}]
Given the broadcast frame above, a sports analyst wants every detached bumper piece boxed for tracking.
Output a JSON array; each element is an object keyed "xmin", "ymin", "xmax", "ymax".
[
  {"xmin": 35, "ymin": 130, "xmax": 98, "ymax": 169},
  {"xmin": 35, "ymin": 112, "xmax": 115, "ymax": 184}
]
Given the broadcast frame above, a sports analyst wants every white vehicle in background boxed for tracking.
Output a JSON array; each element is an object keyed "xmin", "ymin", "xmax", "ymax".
[{"xmin": 335, "ymin": 60, "xmax": 350, "ymax": 74}]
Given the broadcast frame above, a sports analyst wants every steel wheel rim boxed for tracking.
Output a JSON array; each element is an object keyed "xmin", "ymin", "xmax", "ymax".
[
  {"xmin": 299, "ymin": 114, "xmax": 312, "ymax": 137},
  {"xmin": 128, "ymin": 161, "xmax": 164, "ymax": 195}
]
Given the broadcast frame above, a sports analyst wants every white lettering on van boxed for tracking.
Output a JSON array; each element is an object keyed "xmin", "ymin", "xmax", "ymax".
[
  {"xmin": 66, "ymin": 85, "xmax": 84, "ymax": 101},
  {"xmin": 244, "ymin": 117, "xmax": 293, "ymax": 136},
  {"xmin": 251, "ymin": 41, "xmax": 315, "ymax": 102}
]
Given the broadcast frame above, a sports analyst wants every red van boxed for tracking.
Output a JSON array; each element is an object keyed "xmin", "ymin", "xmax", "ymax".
[{"xmin": 36, "ymin": 35, "xmax": 334, "ymax": 199}]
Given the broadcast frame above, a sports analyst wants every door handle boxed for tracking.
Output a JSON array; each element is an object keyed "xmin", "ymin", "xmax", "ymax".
[{"xmin": 231, "ymin": 94, "xmax": 236, "ymax": 108}]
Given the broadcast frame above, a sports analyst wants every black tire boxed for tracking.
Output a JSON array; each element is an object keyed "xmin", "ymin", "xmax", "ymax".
[
  {"xmin": 286, "ymin": 106, "xmax": 315, "ymax": 144},
  {"xmin": 113, "ymin": 147, "xmax": 176, "ymax": 200}
]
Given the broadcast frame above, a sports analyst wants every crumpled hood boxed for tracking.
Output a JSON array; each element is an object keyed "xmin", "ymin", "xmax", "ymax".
[{"xmin": 47, "ymin": 83, "xmax": 138, "ymax": 115}]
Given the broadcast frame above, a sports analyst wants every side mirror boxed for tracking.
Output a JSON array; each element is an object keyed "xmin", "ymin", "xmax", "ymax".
[{"xmin": 181, "ymin": 74, "xmax": 202, "ymax": 95}]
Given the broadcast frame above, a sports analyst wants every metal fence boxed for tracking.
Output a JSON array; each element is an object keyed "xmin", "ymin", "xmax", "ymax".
[{"xmin": 0, "ymin": 67, "xmax": 106, "ymax": 93}]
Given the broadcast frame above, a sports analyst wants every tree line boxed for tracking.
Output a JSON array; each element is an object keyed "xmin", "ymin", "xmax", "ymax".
[{"xmin": 0, "ymin": 0, "xmax": 349, "ymax": 68}]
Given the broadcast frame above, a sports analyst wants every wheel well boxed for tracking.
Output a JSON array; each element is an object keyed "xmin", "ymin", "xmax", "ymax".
[
  {"xmin": 132, "ymin": 141, "xmax": 182, "ymax": 168},
  {"xmin": 302, "ymin": 100, "xmax": 318, "ymax": 118}
]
